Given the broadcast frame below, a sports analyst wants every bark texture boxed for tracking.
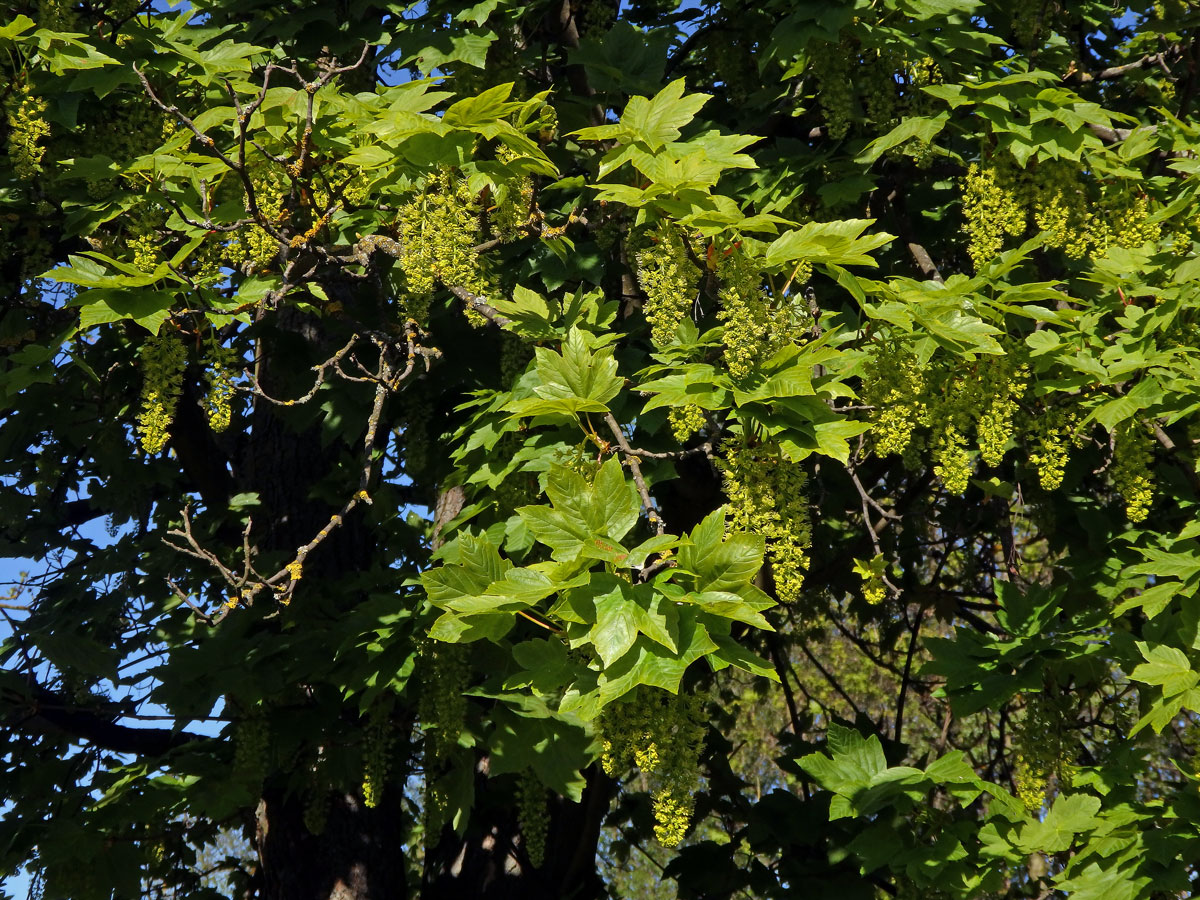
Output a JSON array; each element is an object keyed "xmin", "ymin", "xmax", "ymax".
[
  {"xmin": 257, "ymin": 789, "xmax": 408, "ymax": 900},
  {"xmin": 423, "ymin": 766, "xmax": 614, "ymax": 900}
]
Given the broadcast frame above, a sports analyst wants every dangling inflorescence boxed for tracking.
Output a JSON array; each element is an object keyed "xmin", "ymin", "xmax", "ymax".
[
  {"xmin": 863, "ymin": 344, "xmax": 1031, "ymax": 492},
  {"xmin": 499, "ymin": 331, "xmax": 534, "ymax": 388},
  {"xmin": 1106, "ymin": 185, "xmax": 1162, "ymax": 250},
  {"xmin": 137, "ymin": 331, "xmax": 188, "ymax": 455},
  {"xmin": 904, "ymin": 56, "xmax": 942, "ymax": 165},
  {"xmin": 1111, "ymin": 421, "xmax": 1155, "ymax": 522},
  {"xmin": 232, "ymin": 705, "xmax": 270, "ymax": 787},
  {"xmin": 1012, "ymin": 691, "xmax": 1075, "ymax": 813},
  {"xmin": 854, "ymin": 554, "xmax": 888, "ymax": 606},
  {"xmin": 202, "ymin": 338, "xmax": 239, "ymax": 434},
  {"xmin": 1031, "ymin": 160, "xmax": 1093, "ymax": 259},
  {"xmin": 224, "ymin": 165, "xmax": 288, "ymax": 273},
  {"xmin": 975, "ymin": 354, "xmax": 1029, "ymax": 468},
  {"xmin": 489, "ymin": 145, "xmax": 535, "ymax": 242},
  {"xmin": 717, "ymin": 250, "xmax": 802, "ymax": 380},
  {"xmin": 961, "ymin": 157, "xmax": 1027, "ymax": 269},
  {"xmin": 861, "ymin": 46, "xmax": 902, "ymax": 128},
  {"xmin": 962, "ymin": 153, "xmax": 1166, "ymax": 265},
  {"xmin": 303, "ymin": 751, "xmax": 330, "ymax": 835},
  {"xmin": 1026, "ymin": 403, "xmax": 1083, "ymax": 491},
  {"xmin": 418, "ymin": 642, "xmax": 469, "ymax": 762},
  {"xmin": 636, "ymin": 221, "xmax": 700, "ymax": 348},
  {"xmin": 516, "ymin": 770, "xmax": 548, "ymax": 867},
  {"xmin": 668, "ymin": 404, "xmax": 706, "ymax": 444},
  {"xmin": 719, "ymin": 439, "xmax": 811, "ymax": 604},
  {"xmin": 398, "ymin": 386, "xmax": 433, "ymax": 478},
  {"xmin": 707, "ymin": 25, "xmax": 757, "ymax": 103},
  {"xmin": 809, "ymin": 41, "xmax": 855, "ymax": 139},
  {"xmin": 398, "ymin": 168, "xmax": 488, "ymax": 325},
  {"xmin": 928, "ymin": 391, "xmax": 974, "ymax": 495},
  {"xmin": 598, "ymin": 689, "xmax": 706, "ymax": 847},
  {"xmin": 361, "ymin": 702, "xmax": 394, "ymax": 810},
  {"xmin": 4, "ymin": 79, "xmax": 51, "ymax": 181},
  {"xmin": 861, "ymin": 343, "xmax": 929, "ymax": 458}
]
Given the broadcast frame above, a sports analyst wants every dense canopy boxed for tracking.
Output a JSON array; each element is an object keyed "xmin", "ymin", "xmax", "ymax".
[{"xmin": 4, "ymin": 0, "xmax": 1200, "ymax": 898}]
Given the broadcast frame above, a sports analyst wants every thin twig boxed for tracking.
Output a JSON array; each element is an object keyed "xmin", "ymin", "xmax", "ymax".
[
  {"xmin": 620, "ymin": 441, "xmax": 713, "ymax": 461},
  {"xmin": 155, "ymin": 185, "xmax": 255, "ymax": 233},
  {"xmin": 165, "ymin": 577, "xmax": 217, "ymax": 626},
  {"xmin": 447, "ymin": 285, "xmax": 514, "ymax": 328},
  {"xmin": 134, "ymin": 65, "xmax": 288, "ymax": 245},
  {"xmin": 798, "ymin": 638, "xmax": 865, "ymax": 719},
  {"xmin": 260, "ymin": 325, "xmax": 425, "ymax": 603},
  {"xmin": 767, "ymin": 632, "xmax": 803, "ymax": 735},
  {"xmin": 636, "ymin": 556, "xmax": 677, "ymax": 583},
  {"xmin": 894, "ymin": 605, "xmax": 926, "ymax": 744},
  {"xmin": 603, "ymin": 413, "xmax": 664, "ymax": 536},
  {"xmin": 1070, "ymin": 46, "xmax": 1183, "ymax": 82},
  {"xmin": 133, "ymin": 66, "xmax": 242, "ymax": 173},
  {"xmin": 245, "ymin": 333, "xmax": 361, "ymax": 405},
  {"xmin": 164, "ymin": 324, "xmax": 434, "ymax": 615}
]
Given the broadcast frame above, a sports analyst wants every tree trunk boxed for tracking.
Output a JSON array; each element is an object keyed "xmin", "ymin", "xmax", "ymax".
[
  {"xmin": 256, "ymin": 789, "xmax": 408, "ymax": 900},
  {"xmin": 245, "ymin": 309, "xmax": 399, "ymax": 898},
  {"xmin": 239, "ymin": 295, "xmax": 610, "ymax": 899},
  {"xmin": 423, "ymin": 766, "xmax": 613, "ymax": 900}
]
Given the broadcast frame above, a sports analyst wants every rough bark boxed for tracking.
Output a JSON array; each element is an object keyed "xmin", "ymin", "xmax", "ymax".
[
  {"xmin": 256, "ymin": 789, "xmax": 408, "ymax": 900},
  {"xmin": 244, "ymin": 306, "xmax": 401, "ymax": 899},
  {"xmin": 423, "ymin": 765, "xmax": 613, "ymax": 900}
]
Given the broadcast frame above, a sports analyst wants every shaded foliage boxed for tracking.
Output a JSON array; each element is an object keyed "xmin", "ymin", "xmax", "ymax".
[{"xmin": 4, "ymin": 1, "xmax": 1200, "ymax": 899}]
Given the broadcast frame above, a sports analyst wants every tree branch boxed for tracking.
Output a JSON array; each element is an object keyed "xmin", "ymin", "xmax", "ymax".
[
  {"xmin": 446, "ymin": 286, "xmax": 513, "ymax": 328},
  {"xmin": 894, "ymin": 605, "xmax": 926, "ymax": 744},
  {"xmin": 1085, "ymin": 121, "xmax": 1155, "ymax": 144},
  {"xmin": 3, "ymin": 676, "xmax": 205, "ymax": 755},
  {"xmin": 1069, "ymin": 46, "xmax": 1183, "ymax": 83},
  {"xmin": 767, "ymin": 631, "xmax": 803, "ymax": 735},
  {"xmin": 603, "ymin": 414, "xmax": 665, "ymax": 535}
]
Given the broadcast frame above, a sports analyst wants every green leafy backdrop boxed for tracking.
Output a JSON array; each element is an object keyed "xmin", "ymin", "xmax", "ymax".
[{"xmin": 3, "ymin": 0, "xmax": 1200, "ymax": 898}]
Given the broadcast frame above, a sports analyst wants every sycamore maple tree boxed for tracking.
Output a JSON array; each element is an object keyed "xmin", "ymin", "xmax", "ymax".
[{"xmin": 5, "ymin": 0, "xmax": 1200, "ymax": 897}]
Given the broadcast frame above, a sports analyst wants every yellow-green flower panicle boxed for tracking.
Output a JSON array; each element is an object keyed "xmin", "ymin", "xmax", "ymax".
[
  {"xmin": 202, "ymin": 340, "xmax": 239, "ymax": 433},
  {"xmin": 961, "ymin": 158, "xmax": 1027, "ymax": 269},
  {"xmin": 137, "ymin": 332, "xmax": 188, "ymax": 455},
  {"xmin": 717, "ymin": 250, "xmax": 802, "ymax": 380},
  {"xmin": 4, "ymin": 81, "xmax": 51, "ymax": 181},
  {"xmin": 1027, "ymin": 404, "xmax": 1082, "ymax": 491},
  {"xmin": 418, "ymin": 642, "xmax": 469, "ymax": 762},
  {"xmin": 597, "ymin": 690, "xmax": 706, "ymax": 848},
  {"xmin": 1111, "ymin": 422, "xmax": 1155, "ymax": 522},
  {"xmin": 975, "ymin": 356, "xmax": 1028, "ymax": 468},
  {"xmin": 637, "ymin": 222, "xmax": 699, "ymax": 348},
  {"xmin": 361, "ymin": 703, "xmax": 393, "ymax": 810},
  {"xmin": 668, "ymin": 404, "xmax": 706, "ymax": 443},
  {"xmin": 719, "ymin": 440, "xmax": 811, "ymax": 603},
  {"xmin": 861, "ymin": 344, "xmax": 929, "ymax": 458},
  {"xmin": 1031, "ymin": 161, "xmax": 1093, "ymax": 259},
  {"xmin": 517, "ymin": 771, "xmax": 548, "ymax": 867},
  {"xmin": 398, "ymin": 169, "xmax": 489, "ymax": 326}
]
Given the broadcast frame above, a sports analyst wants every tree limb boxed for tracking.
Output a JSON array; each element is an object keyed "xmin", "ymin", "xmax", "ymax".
[
  {"xmin": 2, "ymin": 675, "xmax": 205, "ymax": 755},
  {"xmin": 603, "ymin": 414, "xmax": 665, "ymax": 535}
]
